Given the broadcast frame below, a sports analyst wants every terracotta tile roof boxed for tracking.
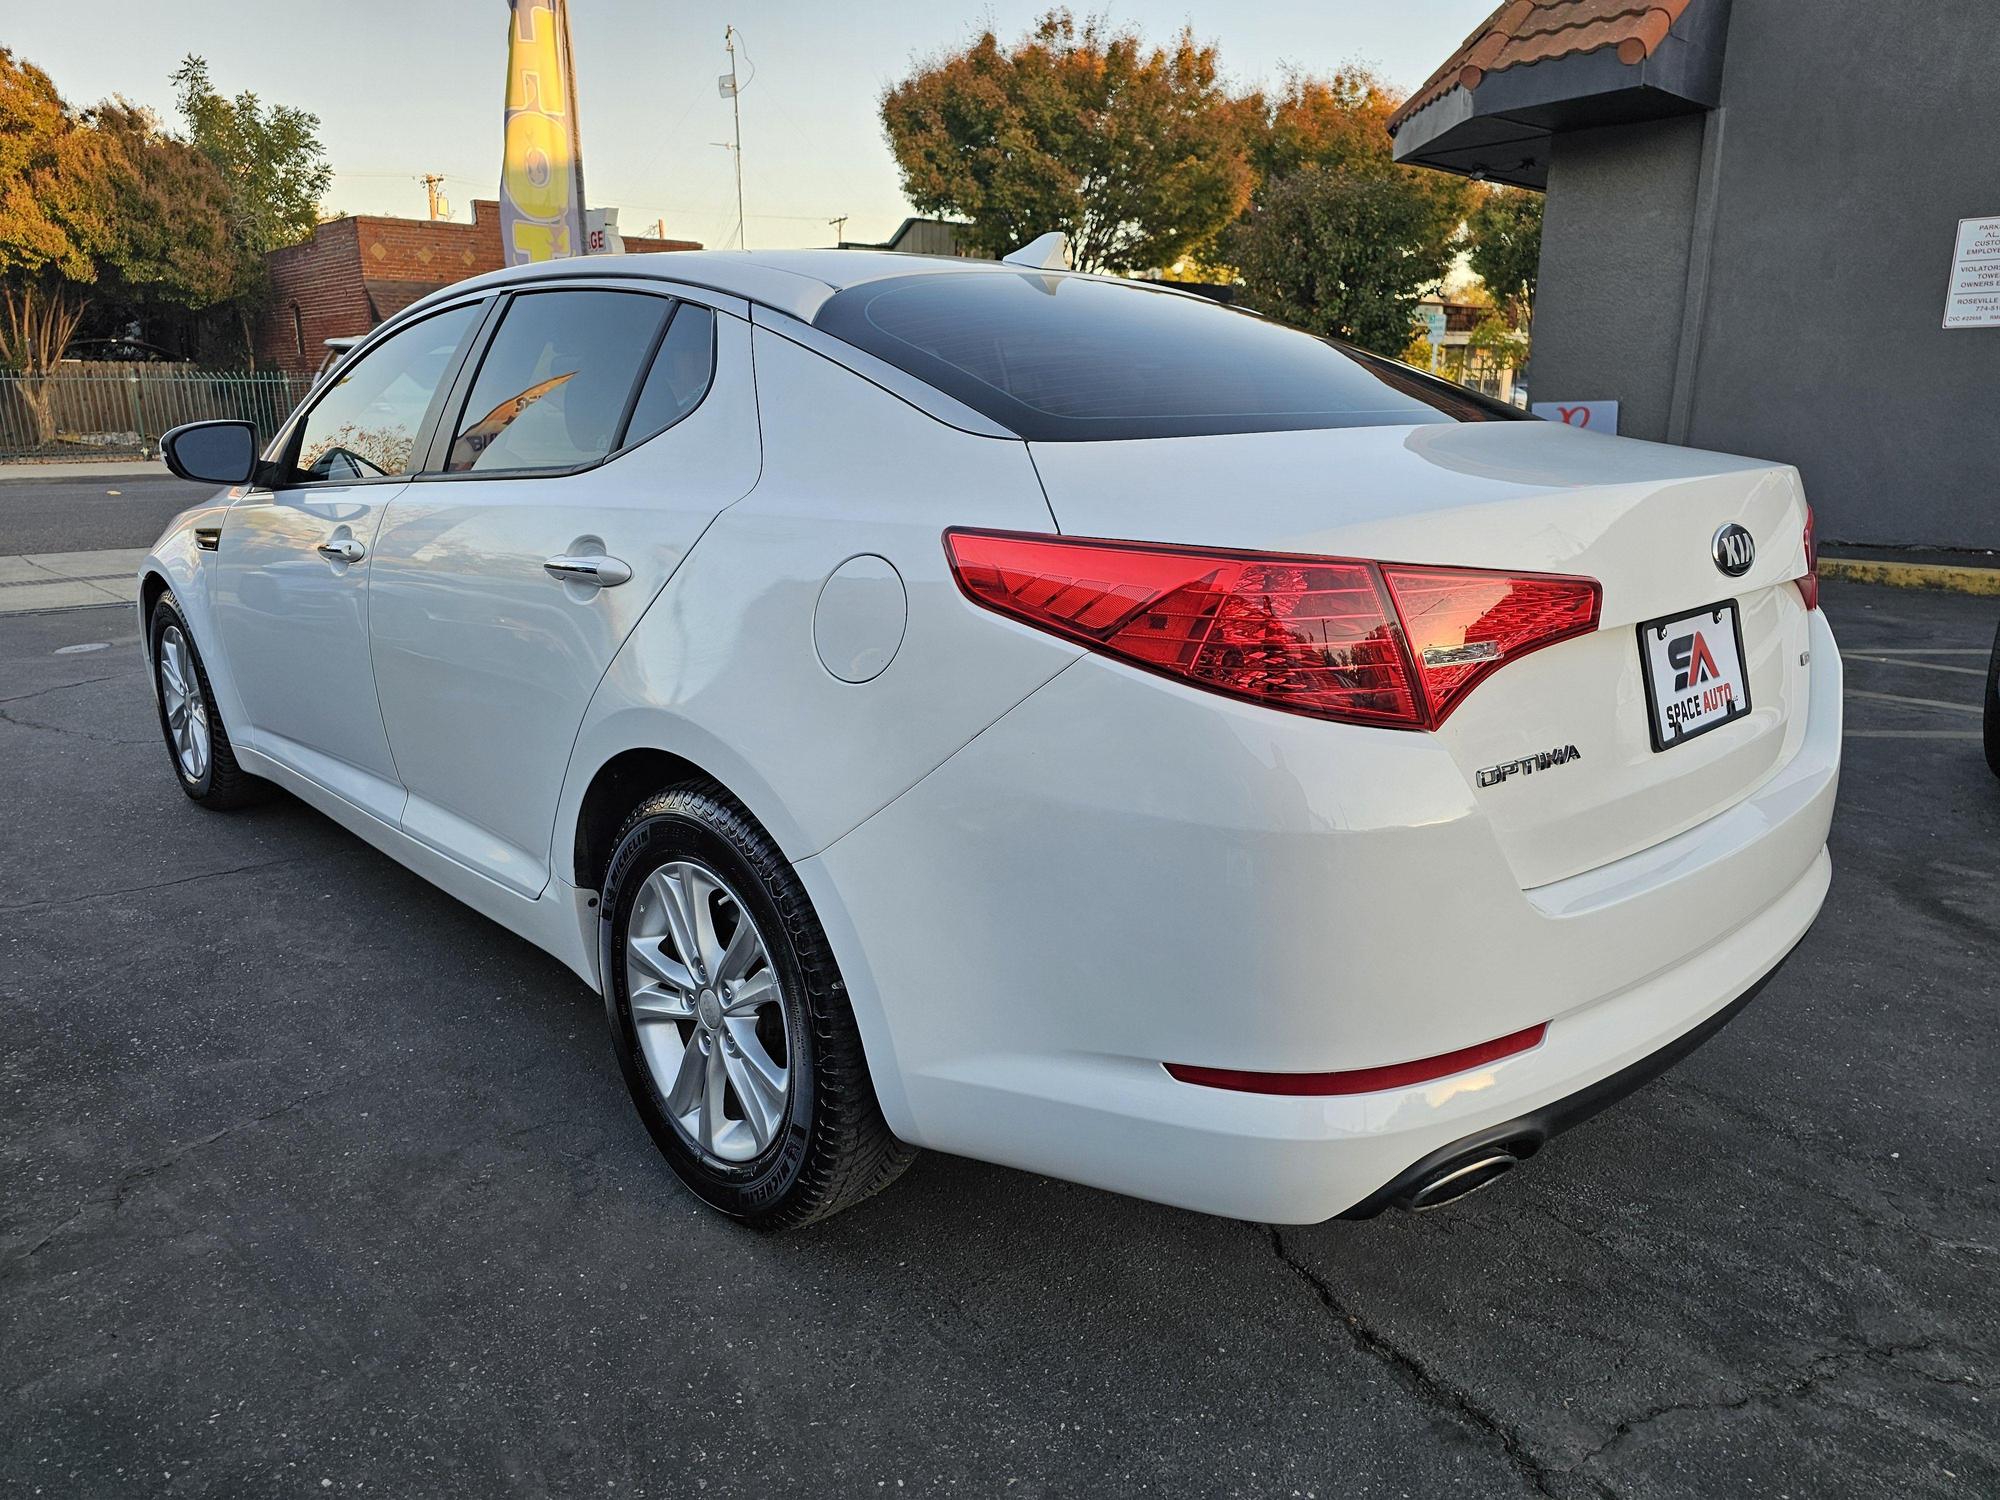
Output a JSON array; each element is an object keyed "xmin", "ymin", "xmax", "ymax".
[{"xmin": 1389, "ymin": 0, "xmax": 1696, "ymax": 131}]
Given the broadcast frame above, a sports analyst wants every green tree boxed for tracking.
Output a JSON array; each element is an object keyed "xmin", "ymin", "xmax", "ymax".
[
  {"xmin": 0, "ymin": 50, "xmax": 120, "ymax": 442},
  {"xmin": 1467, "ymin": 186, "xmax": 1543, "ymax": 316},
  {"xmin": 90, "ymin": 101, "xmax": 234, "ymax": 311},
  {"xmin": 1227, "ymin": 71, "xmax": 1471, "ymax": 357},
  {"xmin": 1230, "ymin": 168, "xmax": 1466, "ymax": 354},
  {"xmin": 170, "ymin": 54, "xmax": 331, "ymax": 364},
  {"xmin": 880, "ymin": 10, "xmax": 1256, "ymax": 273}
]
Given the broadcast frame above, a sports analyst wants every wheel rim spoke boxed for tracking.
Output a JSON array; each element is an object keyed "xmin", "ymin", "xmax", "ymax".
[
  {"xmin": 656, "ymin": 867, "xmax": 709, "ymax": 982},
  {"xmin": 699, "ymin": 1037, "xmax": 729, "ymax": 1153},
  {"xmin": 681, "ymin": 866, "xmax": 727, "ymax": 979},
  {"xmin": 722, "ymin": 1020, "xmax": 787, "ymax": 1150},
  {"xmin": 721, "ymin": 971, "xmax": 776, "ymax": 1015},
  {"xmin": 663, "ymin": 1031, "xmax": 706, "ymax": 1116},
  {"xmin": 716, "ymin": 911, "xmax": 762, "ymax": 983},
  {"xmin": 630, "ymin": 983, "xmax": 695, "ymax": 1024},
  {"xmin": 627, "ymin": 934, "xmax": 697, "ymax": 1002}
]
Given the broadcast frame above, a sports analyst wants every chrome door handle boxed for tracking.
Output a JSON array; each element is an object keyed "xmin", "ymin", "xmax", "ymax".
[
  {"xmin": 317, "ymin": 538, "xmax": 366, "ymax": 564},
  {"xmin": 543, "ymin": 554, "xmax": 632, "ymax": 588}
]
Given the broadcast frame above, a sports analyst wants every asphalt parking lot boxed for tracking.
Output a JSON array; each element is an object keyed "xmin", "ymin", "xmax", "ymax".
[{"xmin": 2, "ymin": 576, "xmax": 1995, "ymax": 1498}]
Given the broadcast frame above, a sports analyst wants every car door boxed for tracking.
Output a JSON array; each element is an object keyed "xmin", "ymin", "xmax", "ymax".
[
  {"xmin": 209, "ymin": 300, "xmax": 488, "ymax": 822},
  {"xmin": 366, "ymin": 284, "xmax": 759, "ymax": 897}
]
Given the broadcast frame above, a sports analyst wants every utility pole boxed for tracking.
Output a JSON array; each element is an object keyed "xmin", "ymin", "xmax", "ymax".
[
  {"xmin": 419, "ymin": 173, "xmax": 447, "ymax": 221},
  {"xmin": 829, "ymin": 215, "xmax": 848, "ymax": 245},
  {"xmin": 650, "ymin": 218, "xmax": 666, "ymax": 240},
  {"xmin": 720, "ymin": 26, "xmax": 747, "ymax": 250}
]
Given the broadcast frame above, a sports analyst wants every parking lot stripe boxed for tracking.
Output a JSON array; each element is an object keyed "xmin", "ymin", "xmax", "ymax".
[
  {"xmin": 1839, "ymin": 647, "xmax": 1991, "ymax": 655},
  {"xmin": 1842, "ymin": 652, "xmax": 1988, "ymax": 677},
  {"xmin": 1844, "ymin": 687, "xmax": 1983, "ymax": 715}
]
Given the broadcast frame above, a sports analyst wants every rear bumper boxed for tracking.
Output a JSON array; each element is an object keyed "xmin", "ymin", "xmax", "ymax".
[
  {"xmin": 1337, "ymin": 944, "xmax": 1791, "ymax": 1218},
  {"xmin": 803, "ymin": 611, "xmax": 1840, "ymax": 1222}
]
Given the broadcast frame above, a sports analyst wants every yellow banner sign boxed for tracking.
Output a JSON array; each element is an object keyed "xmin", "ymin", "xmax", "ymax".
[{"xmin": 500, "ymin": 0, "xmax": 588, "ymax": 263}]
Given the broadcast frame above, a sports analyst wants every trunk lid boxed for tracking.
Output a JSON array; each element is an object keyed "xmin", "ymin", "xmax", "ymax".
[{"xmin": 1027, "ymin": 420, "xmax": 1816, "ymax": 888}]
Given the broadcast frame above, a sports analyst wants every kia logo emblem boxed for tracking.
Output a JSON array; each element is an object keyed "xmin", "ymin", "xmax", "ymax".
[{"xmin": 1712, "ymin": 524, "xmax": 1755, "ymax": 577}]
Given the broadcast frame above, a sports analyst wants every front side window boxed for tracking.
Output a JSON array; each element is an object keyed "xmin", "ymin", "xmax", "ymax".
[
  {"xmin": 445, "ymin": 290, "xmax": 671, "ymax": 473},
  {"xmin": 291, "ymin": 302, "xmax": 483, "ymax": 483},
  {"xmin": 813, "ymin": 272, "xmax": 1531, "ymax": 441}
]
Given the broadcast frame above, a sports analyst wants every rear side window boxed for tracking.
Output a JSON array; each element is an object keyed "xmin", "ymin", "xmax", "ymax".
[
  {"xmin": 813, "ymin": 272, "xmax": 1529, "ymax": 441},
  {"xmin": 624, "ymin": 303, "xmax": 716, "ymax": 446},
  {"xmin": 446, "ymin": 289, "xmax": 670, "ymax": 473}
]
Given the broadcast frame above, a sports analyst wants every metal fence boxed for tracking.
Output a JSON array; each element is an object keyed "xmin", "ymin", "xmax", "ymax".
[{"xmin": 0, "ymin": 368, "xmax": 315, "ymax": 461}]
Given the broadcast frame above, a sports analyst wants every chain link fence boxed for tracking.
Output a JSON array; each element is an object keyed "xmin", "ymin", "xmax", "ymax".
[{"xmin": 0, "ymin": 368, "xmax": 315, "ymax": 461}]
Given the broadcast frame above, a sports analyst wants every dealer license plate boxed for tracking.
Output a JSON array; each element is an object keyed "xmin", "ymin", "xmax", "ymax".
[{"xmin": 1636, "ymin": 601, "xmax": 1751, "ymax": 751}]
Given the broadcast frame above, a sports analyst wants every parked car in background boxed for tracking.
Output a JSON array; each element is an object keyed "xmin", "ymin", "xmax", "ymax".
[
  {"xmin": 312, "ymin": 335, "xmax": 360, "ymax": 388},
  {"xmin": 142, "ymin": 249, "xmax": 1838, "ymax": 1229},
  {"xmin": 61, "ymin": 338, "xmax": 188, "ymax": 364}
]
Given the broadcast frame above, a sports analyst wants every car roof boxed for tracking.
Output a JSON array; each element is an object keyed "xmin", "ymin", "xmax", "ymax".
[{"xmin": 404, "ymin": 249, "xmax": 1178, "ymax": 325}]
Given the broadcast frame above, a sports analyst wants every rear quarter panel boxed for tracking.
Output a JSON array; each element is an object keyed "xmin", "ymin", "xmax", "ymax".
[{"xmin": 555, "ymin": 325, "xmax": 1081, "ymax": 870}]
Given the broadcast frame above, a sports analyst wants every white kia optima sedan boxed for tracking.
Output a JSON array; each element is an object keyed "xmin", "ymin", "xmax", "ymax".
[{"xmin": 143, "ymin": 249, "xmax": 1839, "ymax": 1228}]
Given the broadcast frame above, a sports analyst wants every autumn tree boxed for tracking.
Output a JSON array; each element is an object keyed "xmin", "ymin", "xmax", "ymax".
[
  {"xmin": 880, "ymin": 10, "xmax": 1255, "ymax": 273},
  {"xmin": 1227, "ymin": 70, "xmax": 1471, "ymax": 356},
  {"xmin": 1467, "ymin": 185, "xmax": 1544, "ymax": 317},
  {"xmin": 171, "ymin": 54, "xmax": 330, "ymax": 364},
  {"xmin": 0, "ymin": 51, "xmax": 123, "ymax": 442}
]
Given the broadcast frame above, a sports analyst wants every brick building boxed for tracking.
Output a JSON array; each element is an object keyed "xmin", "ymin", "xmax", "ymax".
[{"xmin": 255, "ymin": 200, "xmax": 700, "ymax": 374}]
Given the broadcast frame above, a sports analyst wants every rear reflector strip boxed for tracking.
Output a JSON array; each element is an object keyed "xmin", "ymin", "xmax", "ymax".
[{"xmin": 1165, "ymin": 1023, "xmax": 1549, "ymax": 1096}]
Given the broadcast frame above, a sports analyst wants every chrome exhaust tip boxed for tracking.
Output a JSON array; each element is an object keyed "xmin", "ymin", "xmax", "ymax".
[{"xmin": 1397, "ymin": 1148, "xmax": 1521, "ymax": 1212}]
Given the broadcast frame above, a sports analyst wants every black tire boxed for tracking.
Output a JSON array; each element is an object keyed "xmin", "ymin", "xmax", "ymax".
[
  {"xmin": 600, "ymin": 781, "xmax": 914, "ymax": 1228},
  {"xmin": 1984, "ymin": 618, "xmax": 2000, "ymax": 781},
  {"xmin": 148, "ymin": 594, "xmax": 267, "ymax": 809}
]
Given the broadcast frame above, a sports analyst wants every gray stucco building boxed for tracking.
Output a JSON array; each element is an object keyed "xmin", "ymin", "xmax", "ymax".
[{"xmin": 1390, "ymin": 0, "xmax": 2000, "ymax": 551}]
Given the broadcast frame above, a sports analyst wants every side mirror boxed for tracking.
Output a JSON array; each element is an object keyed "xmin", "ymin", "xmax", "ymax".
[{"xmin": 161, "ymin": 420, "xmax": 259, "ymax": 486}]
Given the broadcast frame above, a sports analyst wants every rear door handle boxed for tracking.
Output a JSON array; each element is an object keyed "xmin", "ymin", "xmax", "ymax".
[
  {"xmin": 543, "ymin": 554, "xmax": 632, "ymax": 588},
  {"xmin": 317, "ymin": 538, "xmax": 366, "ymax": 564}
]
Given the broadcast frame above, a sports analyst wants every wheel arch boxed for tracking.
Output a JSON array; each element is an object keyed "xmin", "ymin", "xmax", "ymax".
[
  {"xmin": 559, "ymin": 726, "xmax": 912, "ymax": 1139},
  {"xmin": 570, "ymin": 746, "xmax": 717, "ymax": 889},
  {"xmin": 140, "ymin": 568, "xmax": 172, "ymax": 626}
]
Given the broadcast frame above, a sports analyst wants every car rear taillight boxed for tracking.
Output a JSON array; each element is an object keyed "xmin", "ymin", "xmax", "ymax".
[
  {"xmin": 943, "ymin": 530, "xmax": 1601, "ymax": 730},
  {"xmin": 1795, "ymin": 504, "xmax": 1820, "ymax": 610},
  {"xmin": 1378, "ymin": 564, "xmax": 1602, "ymax": 726}
]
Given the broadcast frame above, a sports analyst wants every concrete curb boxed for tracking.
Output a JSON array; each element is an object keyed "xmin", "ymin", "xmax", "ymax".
[
  {"xmin": 0, "ymin": 460, "xmax": 169, "ymax": 480},
  {"xmin": 1820, "ymin": 558, "xmax": 2000, "ymax": 596}
]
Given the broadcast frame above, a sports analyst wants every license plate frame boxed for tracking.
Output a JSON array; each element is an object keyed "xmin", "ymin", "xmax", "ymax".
[{"xmin": 1635, "ymin": 599, "xmax": 1752, "ymax": 752}]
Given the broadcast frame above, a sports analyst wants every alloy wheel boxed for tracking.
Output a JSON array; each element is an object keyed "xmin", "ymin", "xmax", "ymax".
[
  {"xmin": 626, "ymin": 859, "xmax": 791, "ymax": 1162},
  {"xmin": 158, "ymin": 624, "xmax": 211, "ymax": 783}
]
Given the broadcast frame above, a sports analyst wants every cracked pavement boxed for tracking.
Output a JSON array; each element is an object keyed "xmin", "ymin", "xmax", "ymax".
[{"xmin": 1, "ymin": 582, "xmax": 1995, "ymax": 1497}]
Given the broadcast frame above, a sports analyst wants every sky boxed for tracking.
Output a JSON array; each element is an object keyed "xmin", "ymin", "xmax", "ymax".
[{"xmin": 6, "ymin": 1, "xmax": 1497, "ymax": 251}]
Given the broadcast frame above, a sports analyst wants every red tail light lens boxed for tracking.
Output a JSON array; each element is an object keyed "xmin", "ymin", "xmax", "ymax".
[
  {"xmin": 1378, "ymin": 564, "xmax": 1602, "ymax": 726},
  {"xmin": 944, "ymin": 530, "xmax": 1601, "ymax": 730},
  {"xmin": 1795, "ymin": 504, "xmax": 1820, "ymax": 610}
]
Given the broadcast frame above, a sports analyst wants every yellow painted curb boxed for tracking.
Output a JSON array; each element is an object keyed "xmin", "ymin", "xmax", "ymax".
[{"xmin": 1820, "ymin": 558, "xmax": 2000, "ymax": 596}]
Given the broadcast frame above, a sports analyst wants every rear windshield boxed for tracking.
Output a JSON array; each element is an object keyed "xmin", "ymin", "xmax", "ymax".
[{"xmin": 812, "ymin": 271, "xmax": 1530, "ymax": 441}]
